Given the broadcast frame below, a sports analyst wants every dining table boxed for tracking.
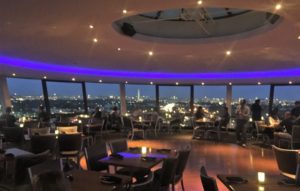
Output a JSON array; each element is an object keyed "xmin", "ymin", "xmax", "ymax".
[{"xmin": 217, "ymin": 173, "xmax": 300, "ymax": 191}]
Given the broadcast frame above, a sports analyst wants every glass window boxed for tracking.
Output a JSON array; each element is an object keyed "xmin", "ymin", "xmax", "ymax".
[
  {"xmin": 274, "ymin": 86, "xmax": 300, "ymax": 117},
  {"xmin": 7, "ymin": 78, "xmax": 44, "ymax": 118},
  {"xmin": 194, "ymin": 86, "xmax": 226, "ymax": 114},
  {"xmin": 125, "ymin": 84, "xmax": 156, "ymax": 113},
  {"xmin": 86, "ymin": 83, "xmax": 120, "ymax": 115},
  {"xmin": 232, "ymin": 85, "xmax": 270, "ymax": 118},
  {"xmin": 47, "ymin": 81, "xmax": 84, "ymax": 114}
]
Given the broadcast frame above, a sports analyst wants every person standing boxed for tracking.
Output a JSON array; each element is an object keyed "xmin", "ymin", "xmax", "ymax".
[
  {"xmin": 235, "ymin": 99, "xmax": 250, "ymax": 147},
  {"xmin": 251, "ymin": 99, "xmax": 262, "ymax": 121},
  {"xmin": 0, "ymin": 106, "xmax": 16, "ymax": 127}
]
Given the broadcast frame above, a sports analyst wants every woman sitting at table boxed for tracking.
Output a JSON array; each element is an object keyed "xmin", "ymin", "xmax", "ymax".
[
  {"xmin": 274, "ymin": 111, "xmax": 294, "ymax": 146},
  {"xmin": 268, "ymin": 108, "xmax": 281, "ymax": 128},
  {"xmin": 215, "ymin": 106, "xmax": 230, "ymax": 130},
  {"xmin": 194, "ymin": 106, "xmax": 206, "ymax": 120}
]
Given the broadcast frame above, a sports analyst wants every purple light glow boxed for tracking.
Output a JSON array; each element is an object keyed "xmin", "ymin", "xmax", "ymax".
[{"xmin": 0, "ymin": 55, "xmax": 299, "ymax": 80}]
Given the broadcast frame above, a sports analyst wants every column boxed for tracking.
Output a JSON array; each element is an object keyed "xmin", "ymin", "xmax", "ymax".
[
  {"xmin": 41, "ymin": 80, "xmax": 51, "ymax": 115},
  {"xmin": 268, "ymin": 85, "xmax": 275, "ymax": 114},
  {"xmin": 82, "ymin": 82, "xmax": 88, "ymax": 113},
  {"xmin": 0, "ymin": 76, "xmax": 11, "ymax": 113},
  {"xmin": 155, "ymin": 85, "xmax": 159, "ymax": 112},
  {"xmin": 190, "ymin": 85, "xmax": 194, "ymax": 114},
  {"xmin": 120, "ymin": 83, "xmax": 127, "ymax": 115},
  {"xmin": 226, "ymin": 85, "xmax": 232, "ymax": 115}
]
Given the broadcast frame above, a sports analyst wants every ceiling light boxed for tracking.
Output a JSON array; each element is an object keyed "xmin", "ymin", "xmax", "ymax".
[
  {"xmin": 43, "ymin": 76, "xmax": 47, "ymax": 79},
  {"xmin": 99, "ymin": 80, "xmax": 102, "ymax": 83},
  {"xmin": 117, "ymin": 48, "xmax": 121, "ymax": 51},
  {"xmin": 148, "ymin": 51, "xmax": 153, "ymax": 56},
  {"xmin": 125, "ymin": 81, "xmax": 128, "ymax": 84},
  {"xmin": 123, "ymin": 9, "xmax": 127, "ymax": 14},
  {"xmin": 12, "ymin": 73, "xmax": 16, "ymax": 76},
  {"xmin": 229, "ymin": 82, "xmax": 232, "ymax": 86},
  {"xmin": 226, "ymin": 50, "xmax": 231, "ymax": 56},
  {"xmin": 298, "ymin": 36, "xmax": 300, "ymax": 40},
  {"xmin": 89, "ymin": 25, "xmax": 94, "ymax": 29},
  {"xmin": 93, "ymin": 38, "xmax": 98, "ymax": 43},
  {"xmin": 289, "ymin": 81, "xmax": 293, "ymax": 84},
  {"xmin": 175, "ymin": 82, "xmax": 179, "ymax": 85},
  {"xmin": 150, "ymin": 82, "xmax": 153, "ymax": 85},
  {"xmin": 197, "ymin": 0, "xmax": 203, "ymax": 5},
  {"xmin": 201, "ymin": 82, "xmax": 205, "ymax": 86},
  {"xmin": 72, "ymin": 78, "xmax": 76, "ymax": 81},
  {"xmin": 275, "ymin": 3, "xmax": 282, "ymax": 10},
  {"xmin": 258, "ymin": 82, "xmax": 261, "ymax": 85}
]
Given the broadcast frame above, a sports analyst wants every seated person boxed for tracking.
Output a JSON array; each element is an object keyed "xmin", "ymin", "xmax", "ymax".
[
  {"xmin": 194, "ymin": 106, "xmax": 205, "ymax": 120},
  {"xmin": 268, "ymin": 108, "xmax": 281, "ymax": 128},
  {"xmin": 38, "ymin": 105, "xmax": 50, "ymax": 123},
  {"xmin": 32, "ymin": 171, "xmax": 71, "ymax": 191},
  {"xmin": 0, "ymin": 106, "xmax": 16, "ymax": 127},
  {"xmin": 109, "ymin": 106, "xmax": 121, "ymax": 131},
  {"xmin": 274, "ymin": 111, "xmax": 294, "ymax": 146},
  {"xmin": 215, "ymin": 106, "xmax": 230, "ymax": 130},
  {"xmin": 91, "ymin": 106, "xmax": 102, "ymax": 120}
]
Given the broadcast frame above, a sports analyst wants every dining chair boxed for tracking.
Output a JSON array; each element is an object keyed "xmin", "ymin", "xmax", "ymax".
[
  {"xmin": 254, "ymin": 121, "xmax": 265, "ymax": 142},
  {"xmin": 200, "ymin": 166, "xmax": 219, "ymax": 191},
  {"xmin": 278, "ymin": 125, "xmax": 300, "ymax": 149},
  {"xmin": 108, "ymin": 139, "xmax": 128, "ymax": 154},
  {"xmin": 84, "ymin": 141, "xmax": 109, "ymax": 172},
  {"xmin": 122, "ymin": 116, "xmax": 145, "ymax": 140},
  {"xmin": 28, "ymin": 159, "xmax": 63, "ymax": 184},
  {"xmin": 28, "ymin": 127, "xmax": 50, "ymax": 137},
  {"xmin": 57, "ymin": 126, "xmax": 78, "ymax": 134},
  {"xmin": 2, "ymin": 127, "xmax": 24, "ymax": 146},
  {"xmin": 153, "ymin": 158, "xmax": 178, "ymax": 191},
  {"xmin": 30, "ymin": 135, "xmax": 56, "ymax": 155},
  {"xmin": 58, "ymin": 133, "xmax": 82, "ymax": 168},
  {"xmin": 272, "ymin": 145, "xmax": 300, "ymax": 185},
  {"xmin": 172, "ymin": 149, "xmax": 191, "ymax": 191},
  {"xmin": 130, "ymin": 171, "xmax": 154, "ymax": 191}
]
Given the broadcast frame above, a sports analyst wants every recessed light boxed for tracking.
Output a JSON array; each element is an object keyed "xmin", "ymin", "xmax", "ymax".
[
  {"xmin": 72, "ymin": 78, "xmax": 76, "ymax": 81},
  {"xmin": 258, "ymin": 82, "xmax": 261, "ymax": 85},
  {"xmin": 117, "ymin": 48, "xmax": 121, "ymax": 51},
  {"xmin": 175, "ymin": 82, "xmax": 179, "ymax": 85},
  {"xmin": 125, "ymin": 81, "xmax": 128, "ymax": 84},
  {"xmin": 12, "ymin": 73, "xmax": 16, "ymax": 76},
  {"xmin": 123, "ymin": 9, "xmax": 127, "ymax": 14},
  {"xmin": 275, "ymin": 3, "xmax": 282, "ymax": 10},
  {"xmin": 298, "ymin": 36, "xmax": 300, "ymax": 40},
  {"xmin": 148, "ymin": 51, "xmax": 153, "ymax": 56},
  {"xmin": 201, "ymin": 82, "xmax": 205, "ymax": 86},
  {"xmin": 89, "ymin": 25, "xmax": 94, "ymax": 29},
  {"xmin": 226, "ymin": 50, "xmax": 231, "ymax": 56},
  {"xmin": 43, "ymin": 76, "xmax": 47, "ymax": 79},
  {"xmin": 99, "ymin": 80, "xmax": 102, "ymax": 83},
  {"xmin": 93, "ymin": 38, "xmax": 98, "ymax": 43},
  {"xmin": 150, "ymin": 82, "xmax": 153, "ymax": 85},
  {"xmin": 289, "ymin": 81, "xmax": 293, "ymax": 84},
  {"xmin": 197, "ymin": 0, "xmax": 203, "ymax": 5},
  {"xmin": 229, "ymin": 82, "xmax": 232, "ymax": 85}
]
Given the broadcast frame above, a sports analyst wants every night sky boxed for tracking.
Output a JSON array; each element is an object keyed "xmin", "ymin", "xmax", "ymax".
[{"xmin": 7, "ymin": 78, "xmax": 300, "ymax": 101}]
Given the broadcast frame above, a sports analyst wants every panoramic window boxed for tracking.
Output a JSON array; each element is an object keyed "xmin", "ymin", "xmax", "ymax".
[
  {"xmin": 47, "ymin": 81, "xmax": 84, "ymax": 114},
  {"xmin": 86, "ymin": 83, "xmax": 120, "ymax": 115},
  {"xmin": 274, "ymin": 85, "xmax": 300, "ymax": 117},
  {"xmin": 232, "ymin": 85, "xmax": 270, "ymax": 118},
  {"xmin": 125, "ymin": 84, "xmax": 155, "ymax": 113},
  {"xmin": 7, "ymin": 78, "xmax": 44, "ymax": 118}
]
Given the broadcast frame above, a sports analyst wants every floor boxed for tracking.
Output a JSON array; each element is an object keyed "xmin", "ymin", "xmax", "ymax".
[{"xmin": 82, "ymin": 132, "xmax": 279, "ymax": 191}]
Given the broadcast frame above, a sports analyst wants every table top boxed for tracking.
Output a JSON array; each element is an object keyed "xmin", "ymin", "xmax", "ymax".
[
  {"xmin": 5, "ymin": 148, "xmax": 33, "ymax": 157},
  {"xmin": 217, "ymin": 174, "xmax": 300, "ymax": 191},
  {"xmin": 69, "ymin": 170, "xmax": 131, "ymax": 191},
  {"xmin": 100, "ymin": 148, "xmax": 176, "ymax": 169}
]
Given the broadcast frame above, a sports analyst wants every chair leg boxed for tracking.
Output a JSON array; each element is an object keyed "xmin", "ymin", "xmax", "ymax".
[
  {"xmin": 172, "ymin": 183, "xmax": 175, "ymax": 191},
  {"xmin": 181, "ymin": 179, "xmax": 185, "ymax": 191}
]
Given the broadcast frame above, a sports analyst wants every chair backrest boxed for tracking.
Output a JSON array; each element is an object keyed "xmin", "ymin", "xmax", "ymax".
[
  {"xmin": 200, "ymin": 166, "xmax": 219, "ymax": 191},
  {"xmin": 255, "ymin": 121, "xmax": 265, "ymax": 133},
  {"xmin": 272, "ymin": 145, "xmax": 299, "ymax": 179},
  {"xmin": 57, "ymin": 126, "xmax": 78, "ymax": 134},
  {"xmin": 175, "ymin": 149, "xmax": 191, "ymax": 178},
  {"xmin": 30, "ymin": 135, "xmax": 57, "ymax": 154},
  {"xmin": 24, "ymin": 121, "xmax": 40, "ymax": 129},
  {"xmin": 28, "ymin": 159, "xmax": 63, "ymax": 183},
  {"xmin": 108, "ymin": 139, "xmax": 128, "ymax": 154},
  {"xmin": 122, "ymin": 117, "xmax": 133, "ymax": 130},
  {"xmin": 2, "ymin": 127, "xmax": 24, "ymax": 143},
  {"xmin": 28, "ymin": 127, "xmax": 50, "ymax": 137},
  {"xmin": 292, "ymin": 125, "xmax": 300, "ymax": 140},
  {"xmin": 58, "ymin": 133, "xmax": 82, "ymax": 152},
  {"xmin": 158, "ymin": 158, "xmax": 178, "ymax": 188},
  {"xmin": 84, "ymin": 141, "xmax": 108, "ymax": 171}
]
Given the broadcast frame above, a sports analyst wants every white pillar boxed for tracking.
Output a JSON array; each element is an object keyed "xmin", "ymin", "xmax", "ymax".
[
  {"xmin": 226, "ymin": 85, "xmax": 232, "ymax": 115},
  {"xmin": 0, "ymin": 76, "xmax": 11, "ymax": 113},
  {"xmin": 119, "ymin": 83, "xmax": 127, "ymax": 115}
]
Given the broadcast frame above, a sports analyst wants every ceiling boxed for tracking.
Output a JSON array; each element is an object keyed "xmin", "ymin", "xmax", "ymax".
[{"xmin": 0, "ymin": 0, "xmax": 300, "ymax": 85}]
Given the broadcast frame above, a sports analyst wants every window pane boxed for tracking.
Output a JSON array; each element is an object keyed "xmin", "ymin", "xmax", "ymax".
[
  {"xmin": 47, "ymin": 82, "xmax": 84, "ymax": 114},
  {"xmin": 274, "ymin": 86, "xmax": 300, "ymax": 116},
  {"xmin": 232, "ymin": 85, "xmax": 270, "ymax": 117},
  {"xmin": 194, "ymin": 86, "xmax": 226, "ymax": 113},
  {"xmin": 7, "ymin": 78, "xmax": 44, "ymax": 118},
  {"xmin": 125, "ymin": 84, "xmax": 155, "ymax": 113},
  {"xmin": 86, "ymin": 83, "xmax": 120, "ymax": 114}
]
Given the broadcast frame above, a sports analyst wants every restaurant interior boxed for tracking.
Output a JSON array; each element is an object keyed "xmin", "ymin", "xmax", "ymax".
[{"xmin": 0, "ymin": 0, "xmax": 300, "ymax": 191}]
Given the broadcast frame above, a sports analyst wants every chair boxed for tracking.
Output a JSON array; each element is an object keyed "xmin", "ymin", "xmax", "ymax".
[
  {"xmin": 28, "ymin": 127, "xmax": 50, "ymax": 137},
  {"xmin": 108, "ymin": 139, "xmax": 128, "ymax": 154},
  {"xmin": 153, "ymin": 158, "xmax": 178, "ymax": 191},
  {"xmin": 57, "ymin": 126, "xmax": 78, "ymax": 134},
  {"xmin": 58, "ymin": 133, "xmax": 82, "ymax": 167},
  {"xmin": 200, "ymin": 166, "xmax": 219, "ymax": 191},
  {"xmin": 2, "ymin": 127, "xmax": 24, "ymax": 145},
  {"xmin": 272, "ymin": 145, "xmax": 300, "ymax": 184},
  {"xmin": 28, "ymin": 159, "xmax": 63, "ymax": 183},
  {"xmin": 254, "ymin": 121, "xmax": 265, "ymax": 142},
  {"xmin": 84, "ymin": 141, "xmax": 109, "ymax": 172},
  {"xmin": 122, "ymin": 116, "xmax": 144, "ymax": 140},
  {"xmin": 172, "ymin": 149, "xmax": 191, "ymax": 191},
  {"xmin": 278, "ymin": 125, "xmax": 300, "ymax": 149},
  {"xmin": 24, "ymin": 121, "xmax": 40, "ymax": 129},
  {"xmin": 0, "ymin": 184, "xmax": 13, "ymax": 191},
  {"xmin": 30, "ymin": 135, "xmax": 56, "ymax": 155},
  {"xmin": 130, "ymin": 171, "xmax": 154, "ymax": 191}
]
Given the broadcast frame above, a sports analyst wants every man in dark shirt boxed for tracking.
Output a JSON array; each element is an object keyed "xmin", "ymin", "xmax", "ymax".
[
  {"xmin": 291, "ymin": 101, "xmax": 300, "ymax": 119},
  {"xmin": 0, "ymin": 107, "xmax": 16, "ymax": 127},
  {"xmin": 37, "ymin": 105, "xmax": 50, "ymax": 123},
  {"xmin": 251, "ymin": 99, "xmax": 262, "ymax": 121}
]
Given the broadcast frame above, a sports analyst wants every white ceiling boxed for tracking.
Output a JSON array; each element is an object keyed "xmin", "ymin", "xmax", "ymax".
[{"xmin": 0, "ymin": 0, "xmax": 299, "ymax": 84}]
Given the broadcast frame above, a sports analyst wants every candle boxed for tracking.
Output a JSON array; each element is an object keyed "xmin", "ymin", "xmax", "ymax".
[
  {"xmin": 257, "ymin": 172, "xmax": 265, "ymax": 183},
  {"xmin": 139, "ymin": 116, "xmax": 142, "ymax": 122},
  {"xmin": 141, "ymin": 146, "xmax": 147, "ymax": 155},
  {"xmin": 55, "ymin": 130, "xmax": 59, "ymax": 135}
]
